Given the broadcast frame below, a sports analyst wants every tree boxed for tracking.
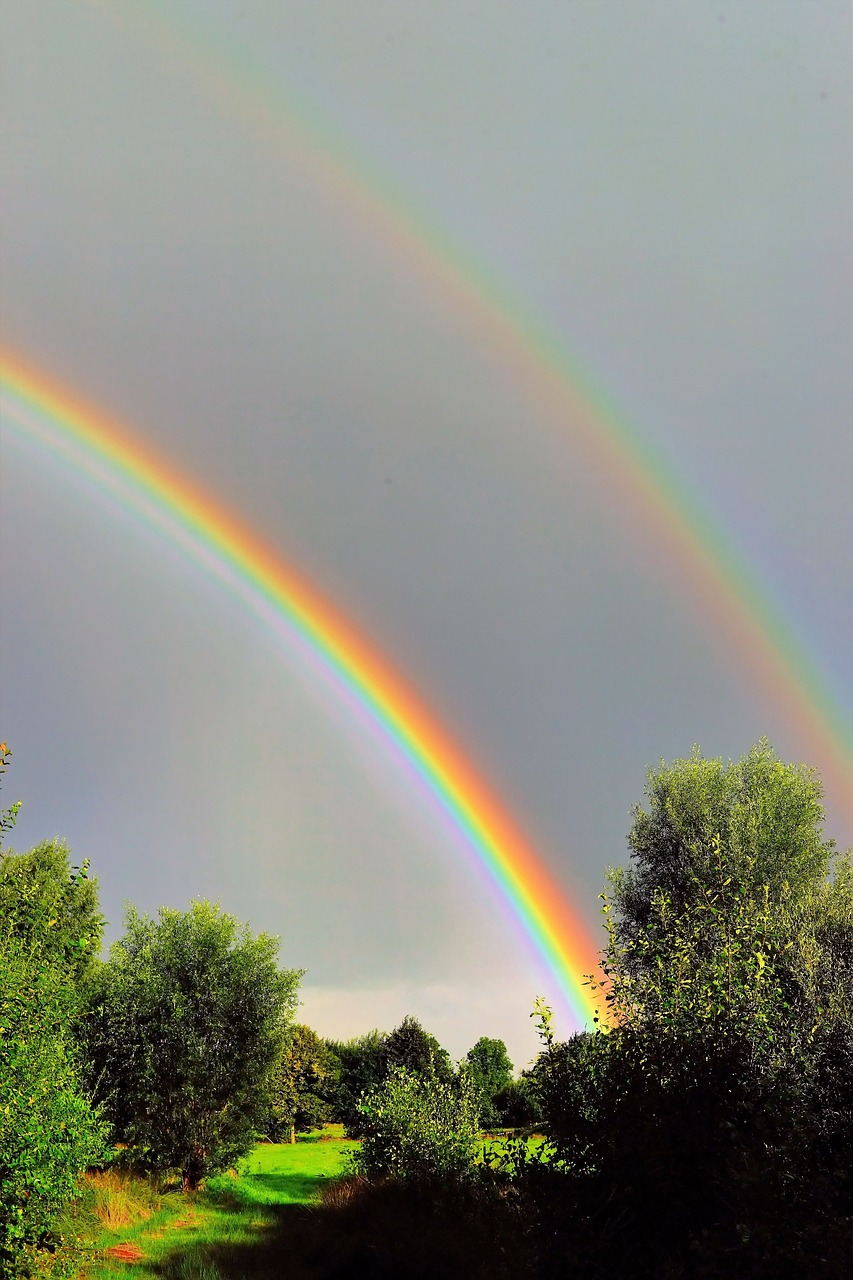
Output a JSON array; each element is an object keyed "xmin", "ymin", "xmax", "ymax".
[
  {"xmin": 329, "ymin": 1029, "xmax": 387, "ymax": 1131},
  {"xmin": 610, "ymin": 738, "xmax": 833, "ymax": 960},
  {"xmin": 381, "ymin": 1015, "xmax": 452, "ymax": 1081},
  {"xmin": 464, "ymin": 1037, "xmax": 513, "ymax": 1128},
  {"xmin": 0, "ymin": 747, "xmax": 106, "ymax": 1276},
  {"xmin": 0, "ymin": 839, "xmax": 103, "ymax": 984},
  {"xmin": 528, "ymin": 743, "xmax": 852, "ymax": 1277},
  {"xmin": 84, "ymin": 900, "xmax": 301, "ymax": 1190},
  {"xmin": 266, "ymin": 1024, "xmax": 338, "ymax": 1142}
]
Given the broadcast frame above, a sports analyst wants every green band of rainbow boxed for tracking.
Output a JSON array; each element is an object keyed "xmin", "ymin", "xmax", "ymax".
[{"xmin": 1, "ymin": 350, "xmax": 604, "ymax": 1028}]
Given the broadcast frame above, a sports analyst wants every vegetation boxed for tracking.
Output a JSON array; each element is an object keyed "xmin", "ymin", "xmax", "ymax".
[
  {"xmin": 54, "ymin": 1136, "xmax": 356, "ymax": 1280},
  {"xmin": 354, "ymin": 1064, "xmax": 481, "ymax": 1186},
  {"xmin": 265, "ymin": 1024, "xmax": 339, "ymax": 1141},
  {"xmin": 2, "ymin": 738, "xmax": 850, "ymax": 1277},
  {"xmin": 0, "ymin": 746, "xmax": 107, "ymax": 1277},
  {"xmin": 515, "ymin": 742, "xmax": 853, "ymax": 1277},
  {"xmin": 464, "ymin": 1036, "xmax": 513, "ymax": 1128},
  {"xmin": 84, "ymin": 901, "xmax": 301, "ymax": 1191},
  {"xmin": 325, "ymin": 1029, "xmax": 386, "ymax": 1131}
]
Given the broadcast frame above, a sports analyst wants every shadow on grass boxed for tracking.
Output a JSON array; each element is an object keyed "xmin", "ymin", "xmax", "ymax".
[{"xmin": 152, "ymin": 1180, "xmax": 529, "ymax": 1280}]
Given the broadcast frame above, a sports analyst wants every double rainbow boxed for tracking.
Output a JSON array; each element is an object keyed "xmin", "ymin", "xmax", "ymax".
[{"xmin": 94, "ymin": 0, "xmax": 852, "ymax": 803}]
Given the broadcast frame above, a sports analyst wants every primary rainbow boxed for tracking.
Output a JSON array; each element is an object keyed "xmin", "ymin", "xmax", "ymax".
[
  {"xmin": 92, "ymin": 0, "xmax": 852, "ymax": 810},
  {"xmin": 0, "ymin": 350, "xmax": 603, "ymax": 1028}
]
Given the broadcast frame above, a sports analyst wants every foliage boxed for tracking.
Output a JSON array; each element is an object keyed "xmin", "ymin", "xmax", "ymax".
[
  {"xmin": 492, "ymin": 1077, "xmax": 538, "ymax": 1128},
  {"xmin": 354, "ymin": 1065, "xmax": 481, "ymax": 1187},
  {"xmin": 0, "ymin": 743, "xmax": 21, "ymax": 840},
  {"xmin": 84, "ymin": 900, "xmax": 301, "ymax": 1190},
  {"xmin": 0, "ymin": 840, "xmax": 104, "ymax": 984},
  {"xmin": 0, "ymin": 933, "xmax": 108, "ymax": 1276},
  {"xmin": 0, "ymin": 750, "xmax": 106, "ymax": 1276},
  {"xmin": 610, "ymin": 738, "xmax": 833, "ymax": 958},
  {"xmin": 327, "ymin": 1029, "xmax": 387, "ymax": 1131},
  {"xmin": 380, "ymin": 1014, "xmax": 453, "ymax": 1081},
  {"xmin": 265, "ymin": 1024, "xmax": 338, "ymax": 1140},
  {"xmin": 464, "ymin": 1036, "xmax": 513, "ymax": 1128},
  {"xmin": 524, "ymin": 743, "xmax": 853, "ymax": 1277},
  {"xmin": 335, "ymin": 1016, "xmax": 453, "ymax": 1136}
]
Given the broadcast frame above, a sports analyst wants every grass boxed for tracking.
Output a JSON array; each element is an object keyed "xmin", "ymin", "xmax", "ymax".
[
  {"xmin": 60, "ymin": 1130, "xmax": 357, "ymax": 1279},
  {"xmin": 52, "ymin": 1127, "xmax": 539, "ymax": 1279}
]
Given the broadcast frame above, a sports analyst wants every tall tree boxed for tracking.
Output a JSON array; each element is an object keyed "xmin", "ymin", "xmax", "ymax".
[
  {"xmin": 0, "ymin": 747, "xmax": 105, "ymax": 1276},
  {"xmin": 329, "ymin": 1029, "xmax": 387, "ymax": 1130},
  {"xmin": 533, "ymin": 743, "xmax": 852, "ymax": 1277},
  {"xmin": 610, "ymin": 738, "xmax": 833, "ymax": 958},
  {"xmin": 381, "ymin": 1015, "xmax": 452, "ymax": 1081},
  {"xmin": 85, "ymin": 900, "xmax": 301, "ymax": 1190},
  {"xmin": 464, "ymin": 1037, "xmax": 513, "ymax": 1127},
  {"xmin": 266, "ymin": 1024, "xmax": 337, "ymax": 1141}
]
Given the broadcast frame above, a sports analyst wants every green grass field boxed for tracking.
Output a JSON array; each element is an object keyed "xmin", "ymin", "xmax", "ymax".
[
  {"xmin": 68, "ymin": 1131, "xmax": 358, "ymax": 1279},
  {"xmin": 55, "ymin": 1129, "xmax": 541, "ymax": 1279}
]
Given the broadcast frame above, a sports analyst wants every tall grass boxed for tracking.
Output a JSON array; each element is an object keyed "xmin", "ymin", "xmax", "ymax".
[{"xmin": 85, "ymin": 1169, "xmax": 160, "ymax": 1230}]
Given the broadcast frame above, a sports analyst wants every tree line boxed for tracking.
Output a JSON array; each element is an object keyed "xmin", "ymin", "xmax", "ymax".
[
  {"xmin": 2, "ymin": 739, "xmax": 851, "ymax": 1278},
  {"xmin": 0, "ymin": 743, "xmax": 529, "ymax": 1274}
]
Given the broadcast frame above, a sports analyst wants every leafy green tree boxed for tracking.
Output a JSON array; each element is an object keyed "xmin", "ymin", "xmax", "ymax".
[
  {"xmin": 381, "ymin": 1014, "xmax": 452, "ymax": 1081},
  {"xmin": 464, "ymin": 1037, "xmax": 513, "ymax": 1128},
  {"xmin": 266, "ymin": 1024, "xmax": 338, "ymax": 1141},
  {"xmin": 329, "ymin": 1029, "xmax": 387, "ymax": 1130},
  {"xmin": 528, "ymin": 744, "xmax": 852, "ymax": 1277},
  {"xmin": 354, "ymin": 1065, "xmax": 481, "ymax": 1187},
  {"xmin": 84, "ymin": 900, "xmax": 300, "ymax": 1190},
  {"xmin": 610, "ymin": 738, "xmax": 833, "ymax": 958},
  {"xmin": 0, "ymin": 840, "xmax": 103, "ymax": 984},
  {"xmin": 0, "ymin": 747, "xmax": 106, "ymax": 1276}
]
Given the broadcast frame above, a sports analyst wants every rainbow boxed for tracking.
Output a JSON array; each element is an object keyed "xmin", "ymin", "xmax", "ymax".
[
  {"xmin": 92, "ymin": 0, "xmax": 852, "ymax": 810},
  {"xmin": 0, "ymin": 350, "xmax": 604, "ymax": 1028}
]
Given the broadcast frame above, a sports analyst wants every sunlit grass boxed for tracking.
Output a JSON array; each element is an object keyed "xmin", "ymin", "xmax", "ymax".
[
  {"xmin": 85, "ymin": 1168, "xmax": 161, "ymax": 1229},
  {"xmin": 60, "ymin": 1133, "xmax": 356, "ymax": 1279}
]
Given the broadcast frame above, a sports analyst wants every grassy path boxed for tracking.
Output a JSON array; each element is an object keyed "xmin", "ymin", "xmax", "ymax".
[{"xmin": 74, "ymin": 1132, "xmax": 357, "ymax": 1279}]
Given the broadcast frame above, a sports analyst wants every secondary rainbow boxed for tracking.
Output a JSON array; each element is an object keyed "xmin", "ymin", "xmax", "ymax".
[
  {"xmin": 0, "ymin": 350, "xmax": 603, "ymax": 1028},
  {"xmin": 91, "ymin": 0, "xmax": 852, "ymax": 811}
]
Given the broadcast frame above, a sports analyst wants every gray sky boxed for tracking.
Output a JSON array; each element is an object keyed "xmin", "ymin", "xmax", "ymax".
[{"xmin": 1, "ymin": 0, "xmax": 850, "ymax": 1068}]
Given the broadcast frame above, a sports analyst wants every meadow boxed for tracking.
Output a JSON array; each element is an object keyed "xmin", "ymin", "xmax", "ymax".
[
  {"xmin": 65, "ymin": 1130, "xmax": 358, "ymax": 1280},
  {"xmin": 64, "ymin": 1130, "xmax": 536, "ymax": 1280}
]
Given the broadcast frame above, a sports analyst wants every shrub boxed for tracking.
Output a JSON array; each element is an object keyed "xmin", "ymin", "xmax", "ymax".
[
  {"xmin": 354, "ymin": 1065, "xmax": 481, "ymax": 1187},
  {"xmin": 0, "ymin": 933, "xmax": 107, "ymax": 1276}
]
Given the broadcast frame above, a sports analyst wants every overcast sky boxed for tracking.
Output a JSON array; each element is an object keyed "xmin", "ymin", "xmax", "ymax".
[{"xmin": 1, "ymin": 0, "xmax": 850, "ymax": 1067}]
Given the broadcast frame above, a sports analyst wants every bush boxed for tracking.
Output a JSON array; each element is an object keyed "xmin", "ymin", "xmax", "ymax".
[
  {"xmin": 0, "ymin": 749, "xmax": 106, "ymax": 1276},
  {"xmin": 354, "ymin": 1065, "xmax": 481, "ymax": 1187},
  {"xmin": 0, "ymin": 933, "xmax": 107, "ymax": 1276}
]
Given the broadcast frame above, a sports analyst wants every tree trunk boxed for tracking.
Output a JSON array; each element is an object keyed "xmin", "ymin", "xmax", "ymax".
[{"xmin": 290, "ymin": 1124, "xmax": 296, "ymax": 1145}]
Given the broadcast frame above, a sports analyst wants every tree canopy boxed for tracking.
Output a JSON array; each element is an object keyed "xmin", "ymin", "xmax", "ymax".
[
  {"xmin": 529, "ymin": 741, "xmax": 853, "ymax": 1277},
  {"xmin": 85, "ymin": 900, "xmax": 301, "ymax": 1190}
]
